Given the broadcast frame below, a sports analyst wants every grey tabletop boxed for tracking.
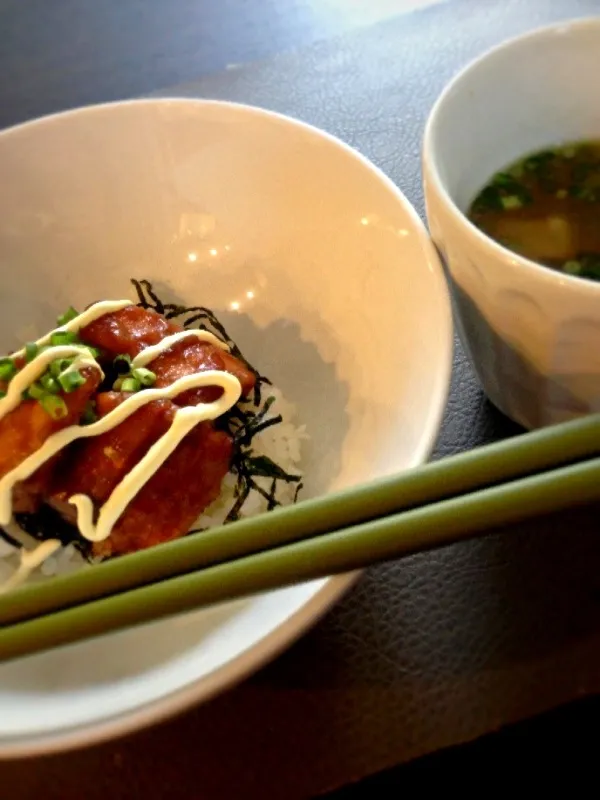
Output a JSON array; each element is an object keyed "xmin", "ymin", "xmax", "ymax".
[{"xmin": 3, "ymin": 0, "xmax": 600, "ymax": 797}]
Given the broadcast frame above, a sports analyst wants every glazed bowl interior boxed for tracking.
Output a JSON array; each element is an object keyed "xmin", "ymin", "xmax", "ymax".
[{"xmin": 0, "ymin": 98, "xmax": 452, "ymax": 754}]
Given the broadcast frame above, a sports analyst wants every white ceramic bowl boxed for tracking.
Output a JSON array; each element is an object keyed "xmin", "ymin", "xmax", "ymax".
[
  {"xmin": 0, "ymin": 99, "xmax": 452, "ymax": 755},
  {"xmin": 423, "ymin": 16, "xmax": 600, "ymax": 430}
]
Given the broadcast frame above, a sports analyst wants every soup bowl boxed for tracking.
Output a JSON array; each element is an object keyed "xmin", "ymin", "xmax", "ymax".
[{"xmin": 423, "ymin": 16, "xmax": 600, "ymax": 430}]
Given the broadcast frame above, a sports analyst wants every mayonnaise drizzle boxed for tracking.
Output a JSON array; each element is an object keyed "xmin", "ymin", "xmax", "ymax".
[
  {"xmin": 132, "ymin": 329, "xmax": 229, "ymax": 368},
  {"xmin": 69, "ymin": 371, "xmax": 241, "ymax": 541},
  {"xmin": 0, "ymin": 301, "xmax": 243, "ymax": 551},
  {"xmin": 10, "ymin": 299, "xmax": 132, "ymax": 362}
]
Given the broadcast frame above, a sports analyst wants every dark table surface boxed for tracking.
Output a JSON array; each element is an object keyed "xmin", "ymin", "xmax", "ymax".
[{"xmin": 3, "ymin": 0, "xmax": 600, "ymax": 796}]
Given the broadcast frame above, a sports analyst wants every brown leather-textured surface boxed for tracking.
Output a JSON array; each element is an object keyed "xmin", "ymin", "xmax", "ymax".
[{"xmin": 4, "ymin": 0, "xmax": 600, "ymax": 797}]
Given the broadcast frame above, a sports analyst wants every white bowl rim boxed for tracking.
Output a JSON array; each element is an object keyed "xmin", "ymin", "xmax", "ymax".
[
  {"xmin": 423, "ymin": 14, "xmax": 600, "ymax": 294},
  {"xmin": 0, "ymin": 96, "xmax": 453, "ymax": 758}
]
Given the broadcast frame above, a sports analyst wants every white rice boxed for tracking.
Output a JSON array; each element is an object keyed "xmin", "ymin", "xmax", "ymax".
[{"xmin": 0, "ymin": 384, "xmax": 308, "ymax": 590}]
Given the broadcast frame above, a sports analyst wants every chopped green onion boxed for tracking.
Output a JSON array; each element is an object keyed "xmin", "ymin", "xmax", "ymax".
[
  {"xmin": 24, "ymin": 342, "xmax": 39, "ymax": 362},
  {"xmin": 0, "ymin": 391, "xmax": 5, "ymax": 400},
  {"xmin": 40, "ymin": 394, "xmax": 68, "ymax": 420},
  {"xmin": 500, "ymin": 195, "xmax": 523, "ymax": 210},
  {"xmin": 81, "ymin": 401, "xmax": 97, "ymax": 425},
  {"xmin": 56, "ymin": 306, "xmax": 79, "ymax": 326},
  {"xmin": 50, "ymin": 357, "xmax": 74, "ymax": 377},
  {"xmin": 132, "ymin": 367, "xmax": 156, "ymax": 387},
  {"xmin": 0, "ymin": 358, "xmax": 16, "ymax": 381},
  {"xmin": 510, "ymin": 162, "xmax": 524, "ymax": 178},
  {"xmin": 27, "ymin": 382, "xmax": 47, "ymax": 401},
  {"xmin": 564, "ymin": 260, "xmax": 582, "ymax": 275},
  {"xmin": 523, "ymin": 150, "xmax": 555, "ymax": 173},
  {"xmin": 50, "ymin": 330, "xmax": 79, "ymax": 347},
  {"xmin": 82, "ymin": 346, "xmax": 101, "ymax": 359},
  {"xmin": 578, "ymin": 254, "xmax": 600, "ymax": 280},
  {"xmin": 58, "ymin": 370, "xmax": 85, "ymax": 393},
  {"xmin": 120, "ymin": 376, "xmax": 141, "ymax": 393},
  {"xmin": 492, "ymin": 172, "xmax": 519, "ymax": 188},
  {"xmin": 472, "ymin": 185, "xmax": 502, "ymax": 212},
  {"xmin": 113, "ymin": 353, "xmax": 132, "ymax": 374},
  {"xmin": 39, "ymin": 373, "xmax": 60, "ymax": 394}
]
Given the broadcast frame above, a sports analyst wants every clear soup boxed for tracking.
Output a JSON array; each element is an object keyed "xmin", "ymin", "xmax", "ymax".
[{"xmin": 468, "ymin": 141, "xmax": 600, "ymax": 281}]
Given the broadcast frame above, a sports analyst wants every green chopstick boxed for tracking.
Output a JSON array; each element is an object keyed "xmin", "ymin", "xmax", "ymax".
[
  {"xmin": 3, "ymin": 411, "xmax": 600, "ymax": 628},
  {"xmin": 1, "ymin": 446, "xmax": 600, "ymax": 663}
]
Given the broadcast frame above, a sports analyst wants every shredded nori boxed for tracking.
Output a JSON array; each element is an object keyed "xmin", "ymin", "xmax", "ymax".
[
  {"xmin": 131, "ymin": 278, "xmax": 301, "ymax": 523},
  {"xmin": 7, "ymin": 507, "xmax": 92, "ymax": 558},
  {"xmin": 132, "ymin": 278, "xmax": 270, "ymax": 407}
]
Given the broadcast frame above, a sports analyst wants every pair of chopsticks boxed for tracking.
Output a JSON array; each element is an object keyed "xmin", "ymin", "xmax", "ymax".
[{"xmin": 2, "ymin": 411, "xmax": 600, "ymax": 663}]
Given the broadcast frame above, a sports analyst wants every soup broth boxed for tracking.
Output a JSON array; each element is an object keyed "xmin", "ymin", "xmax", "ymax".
[{"xmin": 468, "ymin": 140, "xmax": 600, "ymax": 280}]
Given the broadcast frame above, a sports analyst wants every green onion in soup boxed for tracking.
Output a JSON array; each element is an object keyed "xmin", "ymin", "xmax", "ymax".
[{"xmin": 468, "ymin": 140, "xmax": 600, "ymax": 281}]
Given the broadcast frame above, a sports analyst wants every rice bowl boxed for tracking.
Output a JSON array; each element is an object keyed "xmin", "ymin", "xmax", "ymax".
[{"xmin": 0, "ymin": 98, "xmax": 452, "ymax": 755}]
